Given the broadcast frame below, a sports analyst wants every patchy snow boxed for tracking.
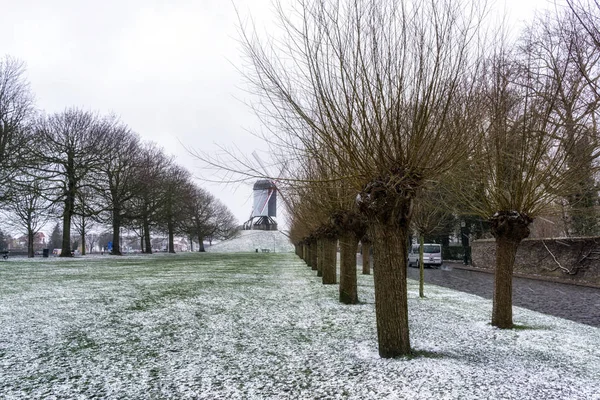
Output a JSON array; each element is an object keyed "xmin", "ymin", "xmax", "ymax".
[
  {"xmin": 0, "ymin": 253, "xmax": 598, "ymax": 399},
  {"xmin": 206, "ymin": 230, "xmax": 294, "ymax": 253}
]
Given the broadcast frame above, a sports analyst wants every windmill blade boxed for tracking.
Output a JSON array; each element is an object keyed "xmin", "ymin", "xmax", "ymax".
[
  {"xmin": 260, "ymin": 188, "xmax": 274, "ymax": 215},
  {"xmin": 252, "ymin": 151, "xmax": 269, "ymax": 177}
]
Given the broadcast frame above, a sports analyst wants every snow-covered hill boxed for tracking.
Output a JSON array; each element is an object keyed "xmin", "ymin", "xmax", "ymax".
[{"xmin": 206, "ymin": 230, "xmax": 294, "ymax": 253}]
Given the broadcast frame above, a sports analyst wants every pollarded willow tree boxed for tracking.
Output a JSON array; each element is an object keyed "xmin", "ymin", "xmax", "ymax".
[
  {"xmin": 293, "ymin": 153, "xmax": 366, "ymax": 297},
  {"xmin": 458, "ymin": 17, "xmax": 600, "ymax": 328},
  {"xmin": 239, "ymin": 0, "xmax": 488, "ymax": 357}
]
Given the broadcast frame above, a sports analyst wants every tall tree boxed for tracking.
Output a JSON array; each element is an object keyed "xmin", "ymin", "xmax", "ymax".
[
  {"xmin": 2, "ymin": 178, "xmax": 53, "ymax": 257},
  {"xmin": 180, "ymin": 185, "xmax": 239, "ymax": 251},
  {"xmin": 128, "ymin": 143, "xmax": 172, "ymax": 253},
  {"xmin": 526, "ymin": 10, "xmax": 600, "ymax": 236},
  {"xmin": 0, "ymin": 55, "xmax": 34, "ymax": 202},
  {"xmin": 157, "ymin": 163, "xmax": 191, "ymax": 253},
  {"xmin": 96, "ymin": 123, "xmax": 141, "ymax": 255},
  {"xmin": 33, "ymin": 109, "xmax": 108, "ymax": 257}
]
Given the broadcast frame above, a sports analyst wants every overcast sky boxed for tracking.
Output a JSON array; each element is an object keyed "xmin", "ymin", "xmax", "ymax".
[{"xmin": 0, "ymin": 0, "xmax": 562, "ymax": 230}]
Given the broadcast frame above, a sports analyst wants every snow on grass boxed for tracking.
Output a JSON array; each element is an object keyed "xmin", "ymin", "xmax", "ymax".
[
  {"xmin": 206, "ymin": 230, "xmax": 294, "ymax": 253},
  {"xmin": 0, "ymin": 253, "xmax": 598, "ymax": 399}
]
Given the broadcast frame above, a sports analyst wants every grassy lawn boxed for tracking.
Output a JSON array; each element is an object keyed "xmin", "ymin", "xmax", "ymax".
[{"xmin": 0, "ymin": 252, "xmax": 599, "ymax": 399}]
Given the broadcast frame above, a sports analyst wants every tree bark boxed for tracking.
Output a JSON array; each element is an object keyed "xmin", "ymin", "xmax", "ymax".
[
  {"xmin": 322, "ymin": 238, "xmax": 337, "ymax": 284},
  {"xmin": 168, "ymin": 221, "xmax": 175, "ymax": 253},
  {"xmin": 370, "ymin": 221, "xmax": 411, "ymax": 357},
  {"xmin": 305, "ymin": 243, "xmax": 312, "ymax": 267},
  {"xmin": 317, "ymin": 239, "xmax": 324, "ymax": 277},
  {"xmin": 492, "ymin": 237, "xmax": 520, "ymax": 328},
  {"xmin": 310, "ymin": 241, "xmax": 318, "ymax": 271},
  {"xmin": 490, "ymin": 211, "xmax": 531, "ymax": 329},
  {"xmin": 198, "ymin": 235, "xmax": 206, "ymax": 252},
  {"xmin": 339, "ymin": 232, "xmax": 359, "ymax": 303},
  {"xmin": 419, "ymin": 235, "xmax": 425, "ymax": 298},
  {"xmin": 143, "ymin": 217, "xmax": 152, "ymax": 254},
  {"xmin": 60, "ymin": 197, "xmax": 73, "ymax": 257},
  {"xmin": 81, "ymin": 224, "xmax": 86, "ymax": 256},
  {"xmin": 361, "ymin": 242, "xmax": 371, "ymax": 275},
  {"xmin": 112, "ymin": 212, "xmax": 121, "ymax": 255},
  {"xmin": 27, "ymin": 229, "xmax": 34, "ymax": 258}
]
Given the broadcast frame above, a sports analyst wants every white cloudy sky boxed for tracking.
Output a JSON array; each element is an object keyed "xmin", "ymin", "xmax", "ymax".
[{"xmin": 0, "ymin": 0, "xmax": 562, "ymax": 228}]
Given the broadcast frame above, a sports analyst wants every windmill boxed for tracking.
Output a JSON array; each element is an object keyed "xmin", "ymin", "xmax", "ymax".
[{"xmin": 242, "ymin": 152, "xmax": 287, "ymax": 231}]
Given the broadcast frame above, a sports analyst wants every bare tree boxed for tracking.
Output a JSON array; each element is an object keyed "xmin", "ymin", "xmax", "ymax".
[
  {"xmin": 33, "ymin": 108, "xmax": 108, "ymax": 257},
  {"xmin": 525, "ymin": 10, "xmax": 600, "ymax": 236},
  {"xmin": 179, "ymin": 184, "xmax": 217, "ymax": 252},
  {"xmin": 157, "ymin": 163, "xmax": 191, "ymax": 253},
  {"xmin": 71, "ymin": 184, "xmax": 98, "ymax": 256},
  {"xmin": 237, "ymin": 0, "xmax": 488, "ymax": 357},
  {"xmin": 128, "ymin": 143, "xmax": 172, "ymax": 253},
  {"xmin": 0, "ymin": 56, "xmax": 34, "ymax": 202},
  {"xmin": 458, "ymin": 27, "xmax": 599, "ymax": 328},
  {"xmin": 411, "ymin": 181, "xmax": 454, "ymax": 298},
  {"xmin": 96, "ymin": 123, "xmax": 142, "ymax": 255},
  {"xmin": 2, "ymin": 179, "xmax": 53, "ymax": 257},
  {"xmin": 567, "ymin": 0, "xmax": 600, "ymax": 63},
  {"xmin": 206, "ymin": 200, "xmax": 239, "ymax": 245}
]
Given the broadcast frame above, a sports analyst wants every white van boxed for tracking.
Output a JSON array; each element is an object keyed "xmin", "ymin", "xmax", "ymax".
[{"xmin": 408, "ymin": 243, "xmax": 443, "ymax": 268}]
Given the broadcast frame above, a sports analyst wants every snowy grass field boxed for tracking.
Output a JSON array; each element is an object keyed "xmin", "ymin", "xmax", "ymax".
[{"xmin": 1, "ymin": 253, "xmax": 599, "ymax": 399}]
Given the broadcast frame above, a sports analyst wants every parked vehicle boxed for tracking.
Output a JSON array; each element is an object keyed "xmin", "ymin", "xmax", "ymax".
[{"xmin": 408, "ymin": 243, "xmax": 443, "ymax": 268}]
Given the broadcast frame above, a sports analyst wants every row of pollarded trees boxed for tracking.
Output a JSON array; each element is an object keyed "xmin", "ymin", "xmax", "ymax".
[
  {"xmin": 0, "ymin": 56, "xmax": 238, "ymax": 257},
  {"xmin": 233, "ymin": 0, "xmax": 600, "ymax": 358}
]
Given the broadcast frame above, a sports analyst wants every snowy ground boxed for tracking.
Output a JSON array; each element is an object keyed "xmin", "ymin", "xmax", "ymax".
[
  {"xmin": 0, "ymin": 253, "xmax": 598, "ymax": 399},
  {"xmin": 206, "ymin": 230, "xmax": 294, "ymax": 253}
]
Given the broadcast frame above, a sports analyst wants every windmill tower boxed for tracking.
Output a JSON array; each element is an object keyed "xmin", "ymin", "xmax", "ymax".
[{"xmin": 243, "ymin": 179, "xmax": 278, "ymax": 230}]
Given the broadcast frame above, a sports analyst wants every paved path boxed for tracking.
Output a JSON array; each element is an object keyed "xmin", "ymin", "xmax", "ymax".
[{"xmin": 405, "ymin": 262, "xmax": 600, "ymax": 328}]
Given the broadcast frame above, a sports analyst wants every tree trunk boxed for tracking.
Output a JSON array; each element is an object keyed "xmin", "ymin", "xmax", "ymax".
[
  {"xmin": 492, "ymin": 237, "xmax": 520, "ymax": 328},
  {"xmin": 490, "ymin": 212, "xmax": 531, "ymax": 329},
  {"xmin": 303, "ymin": 244, "xmax": 308, "ymax": 263},
  {"xmin": 140, "ymin": 227, "xmax": 145, "ymax": 253},
  {"xmin": 60, "ymin": 197, "xmax": 73, "ymax": 257},
  {"xmin": 317, "ymin": 239, "xmax": 324, "ymax": 277},
  {"xmin": 361, "ymin": 242, "xmax": 371, "ymax": 275},
  {"xmin": 310, "ymin": 241, "xmax": 318, "ymax": 271},
  {"xmin": 143, "ymin": 218, "xmax": 152, "ymax": 254},
  {"xmin": 27, "ymin": 229, "xmax": 34, "ymax": 258},
  {"xmin": 168, "ymin": 221, "xmax": 175, "ymax": 253},
  {"xmin": 339, "ymin": 232, "xmax": 359, "ymax": 303},
  {"xmin": 81, "ymin": 225, "xmax": 86, "ymax": 256},
  {"xmin": 322, "ymin": 238, "xmax": 337, "ymax": 284},
  {"xmin": 198, "ymin": 235, "xmax": 206, "ymax": 252},
  {"xmin": 370, "ymin": 221, "xmax": 411, "ymax": 357},
  {"xmin": 419, "ymin": 235, "xmax": 425, "ymax": 298},
  {"xmin": 112, "ymin": 213, "xmax": 122, "ymax": 255}
]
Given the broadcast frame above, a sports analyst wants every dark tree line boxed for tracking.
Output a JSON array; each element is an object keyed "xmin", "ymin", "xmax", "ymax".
[{"xmin": 0, "ymin": 56, "xmax": 238, "ymax": 256}]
